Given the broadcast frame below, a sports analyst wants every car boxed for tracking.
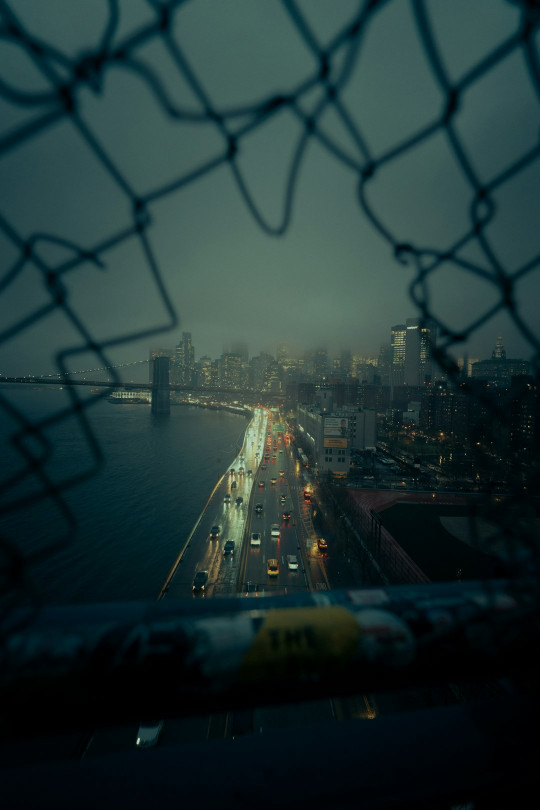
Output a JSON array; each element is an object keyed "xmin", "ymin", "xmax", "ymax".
[
  {"xmin": 282, "ymin": 510, "xmax": 291, "ymax": 520},
  {"xmin": 223, "ymin": 540, "xmax": 235, "ymax": 555},
  {"xmin": 192, "ymin": 570, "xmax": 209, "ymax": 591},
  {"xmin": 270, "ymin": 478, "xmax": 277, "ymax": 485},
  {"xmin": 247, "ymin": 469, "xmax": 253, "ymax": 476},
  {"xmin": 250, "ymin": 532, "xmax": 261, "ymax": 547},
  {"xmin": 279, "ymin": 470, "xmax": 285, "ymax": 477},
  {"xmin": 261, "ymin": 464, "xmax": 267, "ymax": 470},
  {"xmin": 287, "ymin": 555, "xmax": 299, "ymax": 571},
  {"xmin": 229, "ymin": 468, "xmax": 235, "ymax": 476},
  {"xmin": 210, "ymin": 525, "xmax": 220, "ymax": 539},
  {"xmin": 280, "ymin": 494, "xmax": 287, "ymax": 502},
  {"xmin": 224, "ymin": 494, "xmax": 231, "ymax": 503},
  {"xmin": 267, "ymin": 558, "xmax": 279, "ymax": 577},
  {"xmin": 231, "ymin": 480, "xmax": 237, "ymax": 488},
  {"xmin": 318, "ymin": 538, "xmax": 328, "ymax": 551},
  {"xmin": 235, "ymin": 496, "xmax": 243, "ymax": 505},
  {"xmin": 136, "ymin": 720, "xmax": 164, "ymax": 749},
  {"xmin": 258, "ymin": 481, "xmax": 265, "ymax": 488},
  {"xmin": 238, "ymin": 467, "xmax": 244, "ymax": 475},
  {"xmin": 255, "ymin": 503, "xmax": 263, "ymax": 514},
  {"xmin": 271, "ymin": 524, "xmax": 280, "ymax": 538}
]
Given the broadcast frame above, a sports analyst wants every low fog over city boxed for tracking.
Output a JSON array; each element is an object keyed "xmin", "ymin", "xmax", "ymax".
[{"xmin": 0, "ymin": 0, "xmax": 538, "ymax": 379}]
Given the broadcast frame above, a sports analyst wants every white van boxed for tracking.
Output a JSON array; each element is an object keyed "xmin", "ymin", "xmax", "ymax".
[{"xmin": 136, "ymin": 720, "xmax": 164, "ymax": 749}]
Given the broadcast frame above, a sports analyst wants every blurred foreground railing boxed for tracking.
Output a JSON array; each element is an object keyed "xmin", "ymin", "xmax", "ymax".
[{"xmin": 1, "ymin": 579, "xmax": 538, "ymax": 739}]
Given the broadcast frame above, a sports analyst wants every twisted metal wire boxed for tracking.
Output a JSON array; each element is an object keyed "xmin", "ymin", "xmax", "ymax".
[{"xmin": 0, "ymin": 0, "xmax": 539, "ymax": 611}]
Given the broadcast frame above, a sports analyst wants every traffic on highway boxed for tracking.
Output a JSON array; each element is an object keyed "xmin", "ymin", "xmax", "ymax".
[
  {"xmin": 160, "ymin": 407, "xmax": 328, "ymax": 601},
  {"xmin": 88, "ymin": 407, "xmax": 334, "ymax": 753}
]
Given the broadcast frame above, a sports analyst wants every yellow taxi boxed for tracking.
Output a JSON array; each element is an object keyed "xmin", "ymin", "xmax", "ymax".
[{"xmin": 266, "ymin": 558, "xmax": 279, "ymax": 577}]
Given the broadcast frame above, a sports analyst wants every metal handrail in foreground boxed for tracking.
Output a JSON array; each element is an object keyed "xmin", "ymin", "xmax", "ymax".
[{"xmin": 1, "ymin": 578, "xmax": 537, "ymax": 738}]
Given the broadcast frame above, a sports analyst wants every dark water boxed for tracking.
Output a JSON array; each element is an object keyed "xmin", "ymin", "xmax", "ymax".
[{"xmin": 0, "ymin": 388, "xmax": 249, "ymax": 606}]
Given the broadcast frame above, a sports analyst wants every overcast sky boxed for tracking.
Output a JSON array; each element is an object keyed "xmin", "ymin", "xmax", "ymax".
[{"xmin": 1, "ymin": 0, "xmax": 539, "ymax": 377}]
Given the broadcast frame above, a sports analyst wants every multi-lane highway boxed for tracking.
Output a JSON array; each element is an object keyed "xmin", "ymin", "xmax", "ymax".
[
  {"xmin": 159, "ymin": 407, "xmax": 328, "ymax": 601},
  {"xmin": 83, "ymin": 407, "xmax": 347, "ymax": 755}
]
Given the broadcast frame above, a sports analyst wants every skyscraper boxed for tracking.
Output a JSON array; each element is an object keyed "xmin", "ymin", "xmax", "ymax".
[
  {"xmin": 390, "ymin": 324, "xmax": 406, "ymax": 385},
  {"xmin": 219, "ymin": 352, "xmax": 244, "ymax": 388},
  {"xmin": 173, "ymin": 332, "xmax": 195, "ymax": 386},
  {"xmin": 404, "ymin": 318, "xmax": 436, "ymax": 385},
  {"xmin": 391, "ymin": 319, "xmax": 436, "ymax": 387},
  {"xmin": 313, "ymin": 347, "xmax": 328, "ymax": 381}
]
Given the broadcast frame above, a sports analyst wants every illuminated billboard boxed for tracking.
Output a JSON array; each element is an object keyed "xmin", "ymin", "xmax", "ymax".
[
  {"xmin": 324, "ymin": 417, "xmax": 348, "ymax": 436},
  {"xmin": 324, "ymin": 437, "xmax": 347, "ymax": 448}
]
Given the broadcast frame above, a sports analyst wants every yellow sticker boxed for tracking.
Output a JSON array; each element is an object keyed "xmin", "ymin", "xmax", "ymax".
[{"xmin": 239, "ymin": 606, "xmax": 360, "ymax": 682}]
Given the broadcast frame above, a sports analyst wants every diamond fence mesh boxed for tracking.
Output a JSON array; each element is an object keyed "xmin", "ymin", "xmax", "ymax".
[{"xmin": 0, "ymin": 1, "xmax": 539, "ymax": 624}]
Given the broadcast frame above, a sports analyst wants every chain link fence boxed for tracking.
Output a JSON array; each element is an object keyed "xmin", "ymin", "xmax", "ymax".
[{"xmin": 0, "ymin": 0, "xmax": 539, "ymax": 655}]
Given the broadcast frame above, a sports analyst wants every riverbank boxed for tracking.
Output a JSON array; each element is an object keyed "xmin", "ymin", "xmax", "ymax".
[
  {"xmin": 105, "ymin": 394, "xmax": 251, "ymax": 417},
  {"xmin": 173, "ymin": 399, "xmax": 252, "ymax": 417}
]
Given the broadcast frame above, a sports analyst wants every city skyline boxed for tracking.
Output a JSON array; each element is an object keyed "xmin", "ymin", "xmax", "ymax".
[
  {"xmin": 0, "ymin": 2, "xmax": 538, "ymax": 381},
  {"xmin": 11, "ymin": 326, "xmax": 521, "ymax": 380}
]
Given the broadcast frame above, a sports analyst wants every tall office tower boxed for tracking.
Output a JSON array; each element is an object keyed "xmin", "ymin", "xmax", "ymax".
[
  {"xmin": 249, "ymin": 352, "xmax": 273, "ymax": 390},
  {"xmin": 314, "ymin": 347, "xmax": 328, "ymax": 381},
  {"xmin": 263, "ymin": 360, "xmax": 282, "ymax": 392},
  {"xmin": 173, "ymin": 332, "xmax": 195, "ymax": 385},
  {"xmin": 390, "ymin": 324, "xmax": 406, "ymax": 385},
  {"xmin": 404, "ymin": 319, "xmax": 421, "ymax": 385},
  {"xmin": 419, "ymin": 320, "xmax": 437, "ymax": 382},
  {"xmin": 404, "ymin": 318, "xmax": 437, "ymax": 385},
  {"xmin": 219, "ymin": 352, "xmax": 244, "ymax": 388}
]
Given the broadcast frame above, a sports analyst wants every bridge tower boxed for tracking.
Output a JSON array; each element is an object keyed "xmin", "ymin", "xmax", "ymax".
[{"xmin": 151, "ymin": 356, "xmax": 170, "ymax": 415}]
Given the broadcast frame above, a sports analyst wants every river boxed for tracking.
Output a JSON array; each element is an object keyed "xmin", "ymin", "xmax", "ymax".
[{"xmin": 0, "ymin": 387, "xmax": 250, "ymax": 606}]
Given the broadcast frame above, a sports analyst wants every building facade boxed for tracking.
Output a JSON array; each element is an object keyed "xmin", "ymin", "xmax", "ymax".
[{"xmin": 297, "ymin": 396, "xmax": 377, "ymax": 479}]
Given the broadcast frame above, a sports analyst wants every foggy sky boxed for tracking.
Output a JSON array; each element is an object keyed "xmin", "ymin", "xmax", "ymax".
[{"xmin": 1, "ymin": 0, "xmax": 539, "ymax": 377}]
